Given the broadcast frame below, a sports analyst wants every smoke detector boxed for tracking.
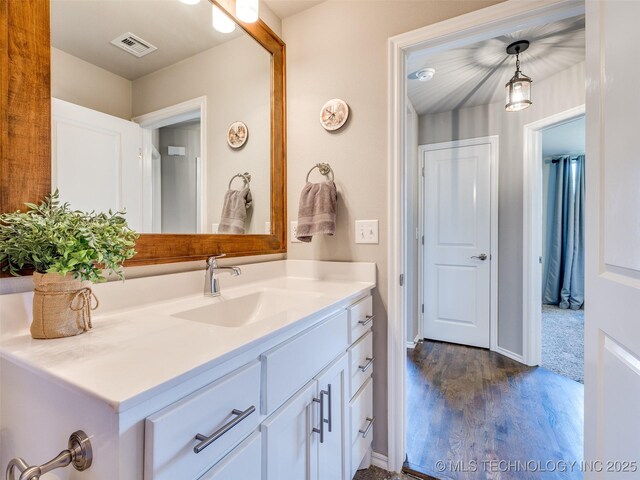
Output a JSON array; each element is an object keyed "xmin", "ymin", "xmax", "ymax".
[
  {"xmin": 110, "ymin": 33, "xmax": 157, "ymax": 58},
  {"xmin": 408, "ymin": 67, "xmax": 436, "ymax": 82}
]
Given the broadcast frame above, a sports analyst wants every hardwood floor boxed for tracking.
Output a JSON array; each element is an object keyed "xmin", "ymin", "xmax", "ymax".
[{"xmin": 405, "ymin": 341, "xmax": 584, "ymax": 480}]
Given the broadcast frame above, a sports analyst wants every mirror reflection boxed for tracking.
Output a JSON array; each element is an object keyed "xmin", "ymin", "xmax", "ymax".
[{"xmin": 50, "ymin": 0, "xmax": 272, "ymax": 234}]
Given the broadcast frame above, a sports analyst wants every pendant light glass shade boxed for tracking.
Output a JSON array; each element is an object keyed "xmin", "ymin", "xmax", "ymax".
[
  {"xmin": 505, "ymin": 70, "xmax": 532, "ymax": 112},
  {"xmin": 236, "ymin": 0, "xmax": 259, "ymax": 23},
  {"xmin": 505, "ymin": 40, "xmax": 532, "ymax": 112},
  {"xmin": 212, "ymin": 4, "xmax": 236, "ymax": 33}
]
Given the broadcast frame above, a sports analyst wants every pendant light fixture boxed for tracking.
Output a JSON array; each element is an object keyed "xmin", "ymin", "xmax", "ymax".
[
  {"xmin": 236, "ymin": 0, "xmax": 259, "ymax": 23},
  {"xmin": 505, "ymin": 40, "xmax": 532, "ymax": 112},
  {"xmin": 212, "ymin": 4, "xmax": 236, "ymax": 33}
]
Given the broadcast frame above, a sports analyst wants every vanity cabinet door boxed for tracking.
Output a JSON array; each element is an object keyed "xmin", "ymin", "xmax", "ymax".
[
  {"xmin": 262, "ymin": 381, "xmax": 319, "ymax": 480},
  {"xmin": 317, "ymin": 353, "xmax": 349, "ymax": 480}
]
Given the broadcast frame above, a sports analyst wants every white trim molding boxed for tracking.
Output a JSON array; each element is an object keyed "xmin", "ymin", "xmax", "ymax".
[
  {"xmin": 522, "ymin": 104, "xmax": 585, "ymax": 366},
  {"xmin": 406, "ymin": 334, "xmax": 421, "ymax": 350},
  {"xmin": 387, "ymin": 0, "xmax": 585, "ymax": 473},
  {"xmin": 132, "ymin": 96, "xmax": 208, "ymax": 234},
  {"xmin": 132, "ymin": 96, "xmax": 207, "ymax": 129},
  {"xmin": 494, "ymin": 345, "xmax": 525, "ymax": 364},
  {"xmin": 370, "ymin": 452, "xmax": 390, "ymax": 471}
]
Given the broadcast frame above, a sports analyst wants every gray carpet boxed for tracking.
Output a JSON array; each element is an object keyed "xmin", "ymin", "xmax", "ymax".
[{"xmin": 542, "ymin": 304, "xmax": 584, "ymax": 383}]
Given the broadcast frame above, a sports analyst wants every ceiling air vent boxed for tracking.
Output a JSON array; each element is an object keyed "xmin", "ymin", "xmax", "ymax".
[{"xmin": 110, "ymin": 33, "xmax": 157, "ymax": 58}]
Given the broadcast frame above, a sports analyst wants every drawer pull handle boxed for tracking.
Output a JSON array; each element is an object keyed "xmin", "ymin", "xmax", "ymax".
[
  {"xmin": 359, "ymin": 356, "xmax": 375, "ymax": 373},
  {"xmin": 358, "ymin": 315, "xmax": 374, "ymax": 327},
  {"xmin": 323, "ymin": 384, "xmax": 332, "ymax": 433},
  {"xmin": 359, "ymin": 416, "xmax": 375, "ymax": 439},
  {"xmin": 193, "ymin": 405, "xmax": 255, "ymax": 454},
  {"xmin": 312, "ymin": 391, "xmax": 327, "ymax": 444}
]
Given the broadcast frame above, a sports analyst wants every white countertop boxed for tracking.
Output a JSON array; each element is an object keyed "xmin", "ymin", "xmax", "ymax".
[{"xmin": 0, "ymin": 260, "xmax": 375, "ymax": 412}]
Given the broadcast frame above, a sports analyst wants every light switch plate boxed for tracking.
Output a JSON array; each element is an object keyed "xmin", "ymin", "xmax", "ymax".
[
  {"xmin": 265, "ymin": 221, "xmax": 271, "ymax": 234},
  {"xmin": 291, "ymin": 221, "xmax": 301, "ymax": 243},
  {"xmin": 355, "ymin": 220, "xmax": 379, "ymax": 244}
]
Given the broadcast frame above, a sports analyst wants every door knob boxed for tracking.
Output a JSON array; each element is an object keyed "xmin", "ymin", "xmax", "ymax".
[{"xmin": 471, "ymin": 253, "xmax": 488, "ymax": 261}]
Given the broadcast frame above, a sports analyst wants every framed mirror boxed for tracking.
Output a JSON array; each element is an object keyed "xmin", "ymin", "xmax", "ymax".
[{"xmin": 0, "ymin": 0, "xmax": 286, "ymax": 269}]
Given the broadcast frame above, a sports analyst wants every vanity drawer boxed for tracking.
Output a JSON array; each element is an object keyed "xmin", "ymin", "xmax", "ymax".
[
  {"xmin": 349, "ymin": 330, "xmax": 373, "ymax": 398},
  {"xmin": 199, "ymin": 431, "xmax": 261, "ymax": 480},
  {"xmin": 262, "ymin": 310, "xmax": 348, "ymax": 414},
  {"xmin": 144, "ymin": 362, "xmax": 261, "ymax": 480},
  {"xmin": 348, "ymin": 296, "xmax": 373, "ymax": 343},
  {"xmin": 350, "ymin": 377, "xmax": 374, "ymax": 479}
]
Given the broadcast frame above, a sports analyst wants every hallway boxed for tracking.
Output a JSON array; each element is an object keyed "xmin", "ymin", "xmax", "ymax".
[{"xmin": 405, "ymin": 341, "xmax": 584, "ymax": 479}]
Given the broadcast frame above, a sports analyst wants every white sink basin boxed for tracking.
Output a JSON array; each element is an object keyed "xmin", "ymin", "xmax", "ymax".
[{"xmin": 172, "ymin": 289, "xmax": 320, "ymax": 327}]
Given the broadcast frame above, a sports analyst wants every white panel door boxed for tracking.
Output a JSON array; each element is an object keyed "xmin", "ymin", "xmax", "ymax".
[
  {"xmin": 51, "ymin": 98, "xmax": 143, "ymax": 231},
  {"xmin": 422, "ymin": 142, "xmax": 492, "ymax": 348},
  {"xmin": 262, "ymin": 380, "xmax": 319, "ymax": 480},
  {"xmin": 585, "ymin": 1, "xmax": 640, "ymax": 476}
]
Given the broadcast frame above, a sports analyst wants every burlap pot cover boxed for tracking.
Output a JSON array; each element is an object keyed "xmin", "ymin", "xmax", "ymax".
[{"xmin": 31, "ymin": 272, "xmax": 98, "ymax": 339}]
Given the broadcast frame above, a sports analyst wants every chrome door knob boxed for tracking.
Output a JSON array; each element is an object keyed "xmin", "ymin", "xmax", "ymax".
[{"xmin": 471, "ymin": 253, "xmax": 488, "ymax": 261}]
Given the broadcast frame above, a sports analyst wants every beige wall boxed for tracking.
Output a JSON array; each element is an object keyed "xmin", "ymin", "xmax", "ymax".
[
  {"xmin": 132, "ymin": 35, "xmax": 272, "ymax": 235},
  {"xmin": 281, "ymin": 0, "xmax": 504, "ymax": 457},
  {"xmin": 418, "ymin": 61, "xmax": 585, "ymax": 355},
  {"xmin": 51, "ymin": 47, "xmax": 132, "ymax": 120}
]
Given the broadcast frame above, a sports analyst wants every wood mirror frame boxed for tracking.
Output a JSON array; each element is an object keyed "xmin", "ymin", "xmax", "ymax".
[{"xmin": 0, "ymin": 0, "xmax": 286, "ymax": 270}]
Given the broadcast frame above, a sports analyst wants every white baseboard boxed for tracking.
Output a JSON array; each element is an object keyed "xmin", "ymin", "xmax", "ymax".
[
  {"xmin": 371, "ymin": 451, "xmax": 389, "ymax": 470},
  {"xmin": 406, "ymin": 334, "xmax": 421, "ymax": 349},
  {"xmin": 493, "ymin": 345, "xmax": 525, "ymax": 364}
]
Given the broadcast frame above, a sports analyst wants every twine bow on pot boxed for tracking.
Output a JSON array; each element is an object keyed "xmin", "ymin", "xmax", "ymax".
[{"xmin": 69, "ymin": 287, "xmax": 99, "ymax": 331}]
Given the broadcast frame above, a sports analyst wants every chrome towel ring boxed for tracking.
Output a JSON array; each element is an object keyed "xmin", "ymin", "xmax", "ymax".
[
  {"xmin": 306, "ymin": 163, "xmax": 334, "ymax": 182},
  {"xmin": 228, "ymin": 172, "xmax": 251, "ymax": 190}
]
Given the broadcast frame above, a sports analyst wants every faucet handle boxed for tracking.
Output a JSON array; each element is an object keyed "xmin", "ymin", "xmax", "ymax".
[{"xmin": 207, "ymin": 253, "xmax": 226, "ymax": 267}]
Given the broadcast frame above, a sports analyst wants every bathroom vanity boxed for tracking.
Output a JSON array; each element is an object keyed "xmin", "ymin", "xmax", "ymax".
[{"xmin": 0, "ymin": 260, "xmax": 376, "ymax": 480}]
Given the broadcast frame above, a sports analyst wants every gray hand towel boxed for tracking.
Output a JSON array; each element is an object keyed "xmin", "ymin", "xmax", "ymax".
[
  {"xmin": 218, "ymin": 187, "xmax": 252, "ymax": 234},
  {"xmin": 296, "ymin": 181, "xmax": 337, "ymax": 242}
]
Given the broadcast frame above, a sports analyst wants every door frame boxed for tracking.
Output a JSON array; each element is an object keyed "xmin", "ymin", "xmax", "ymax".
[
  {"xmin": 132, "ymin": 96, "xmax": 207, "ymax": 233},
  {"xmin": 418, "ymin": 136, "xmax": 499, "ymax": 352},
  {"xmin": 522, "ymin": 105, "xmax": 585, "ymax": 366},
  {"xmin": 387, "ymin": 0, "xmax": 585, "ymax": 472}
]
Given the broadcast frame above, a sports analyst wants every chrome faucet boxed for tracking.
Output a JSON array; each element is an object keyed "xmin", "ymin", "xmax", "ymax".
[{"xmin": 204, "ymin": 254, "xmax": 241, "ymax": 297}]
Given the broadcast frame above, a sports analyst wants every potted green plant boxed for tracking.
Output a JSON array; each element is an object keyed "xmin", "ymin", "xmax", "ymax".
[{"xmin": 0, "ymin": 191, "xmax": 139, "ymax": 339}]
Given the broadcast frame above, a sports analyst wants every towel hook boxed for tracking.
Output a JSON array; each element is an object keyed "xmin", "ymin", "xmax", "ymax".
[
  {"xmin": 6, "ymin": 430, "xmax": 92, "ymax": 480},
  {"xmin": 228, "ymin": 172, "xmax": 251, "ymax": 190},
  {"xmin": 306, "ymin": 163, "xmax": 334, "ymax": 183}
]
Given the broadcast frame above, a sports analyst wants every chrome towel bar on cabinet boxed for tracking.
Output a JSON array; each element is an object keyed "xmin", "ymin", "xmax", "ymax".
[{"xmin": 6, "ymin": 430, "xmax": 92, "ymax": 480}]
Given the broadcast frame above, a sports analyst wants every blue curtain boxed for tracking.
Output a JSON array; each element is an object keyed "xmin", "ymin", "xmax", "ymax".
[{"xmin": 542, "ymin": 155, "xmax": 585, "ymax": 310}]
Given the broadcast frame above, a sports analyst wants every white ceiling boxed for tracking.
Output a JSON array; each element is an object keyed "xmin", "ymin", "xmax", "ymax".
[
  {"xmin": 51, "ymin": 0, "xmax": 248, "ymax": 81},
  {"xmin": 542, "ymin": 116, "xmax": 585, "ymax": 157},
  {"xmin": 407, "ymin": 16, "xmax": 585, "ymax": 115},
  {"xmin": 263, "ymin": 0, "xmax": 324, "ymax": 19}
]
